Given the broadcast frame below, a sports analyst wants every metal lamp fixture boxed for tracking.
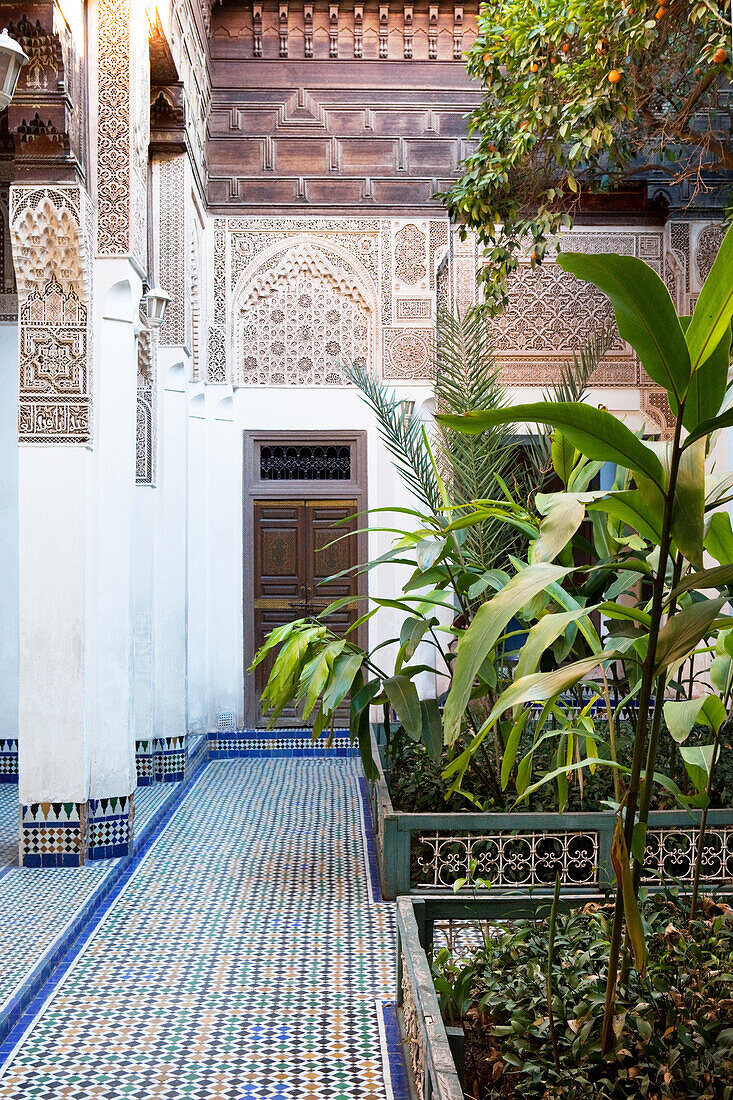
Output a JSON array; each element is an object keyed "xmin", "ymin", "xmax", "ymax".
[
  {"xmin": 144, "ymin": 284, "xmax": 171, "ymax": 329},
  {"xmin": 0, "ymin": 28, "xmax": 28, "ymax": 112}
]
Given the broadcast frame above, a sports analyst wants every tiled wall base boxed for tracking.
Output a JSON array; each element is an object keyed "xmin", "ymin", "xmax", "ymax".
[
  {"xmin": 136, "ymin": 736, "xmax": 187, "ymax": 785},
  {"xmin": 21, "ymin": 793, "xmax": 135, "ymax": 867},
  {"xmin": 0, "ymin": 739, "xmax": 18, "ymax": 784},
  {"xmin": 208, "ymin": 728, "xmax": 358, "ymax": 758},
  {"xmin": 87, "ymin": 795, "xmax": 134, "ymax": 861}
]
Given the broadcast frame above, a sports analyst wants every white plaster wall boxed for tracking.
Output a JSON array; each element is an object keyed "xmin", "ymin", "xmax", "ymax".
[
  {"xmin": 205, "ymin": 389, "xmax": 244, "ymax": 728},
  {"xmin": 0, "ymin": 324, "xmax": 18, "ymax": 742},
  {"xmin": 187, "ymin": 387, "xmax": 208, "ymax": 733},
  {"xmin": 154, "ymin": 353, "xmax": 190, "ymax": 739},
  {"xmin": 88, "ymin": 274, "xmax": 138, "ymax": 799},
  {"xmin": 18, "ymin": 446, "xmax": 91, "ymax": 803},
  {"xmin": 232, "ymin": 382, "xmax": 435, "ymax": 719},
  {"xmin": 133, "ymin": 484, "xmax": 156, "ymax": 745}
]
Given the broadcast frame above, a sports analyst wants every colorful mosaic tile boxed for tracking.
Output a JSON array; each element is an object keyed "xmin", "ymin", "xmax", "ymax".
[
  {"xmin": 153, "ymin": 735, "xmax": 187, "ymax": 782},
  {"xmin": 0, "ymin": 741, "xmax": 18, "ymax": 785},
  {"xmin": 87, "ymin": 795, "xmax": 134, "ymax": 861},
  {"xmin": 0, "ymin": 781, "xmax": 191, "ymax": 1042},
  {"xmin": 135, "ymin": 740, "xmax": 155, "ymax": 785},
  {"xmin": 209, "ymin": 727, "xmax": 358, "ymax": 758},
  {"xmin": 0, "ymin": 759, "xmax": 401, "ymax": 1099}
]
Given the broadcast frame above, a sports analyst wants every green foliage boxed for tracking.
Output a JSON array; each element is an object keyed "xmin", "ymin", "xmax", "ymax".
[
  {"xmin": 441, "ymin": 0, "xmax": 733, "ymax": 311},
  {"xmin": 436, "ymin": 891, "xmax": 733, "ymax": 1099}
]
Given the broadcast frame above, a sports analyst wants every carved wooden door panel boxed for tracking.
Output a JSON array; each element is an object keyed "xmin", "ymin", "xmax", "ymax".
[{"xmin": 253, "ymin": 498, "xmax": 358, "ymax": 727}]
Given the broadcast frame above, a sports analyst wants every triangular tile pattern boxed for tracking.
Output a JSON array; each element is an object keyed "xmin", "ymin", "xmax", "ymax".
[
  {"xmin": 0, "ymin": 759, "xmax": 397, "ymax": 1099},
  {"xmin": 0, "ymin": 740, "xmax": 18, "ymax": 783}
]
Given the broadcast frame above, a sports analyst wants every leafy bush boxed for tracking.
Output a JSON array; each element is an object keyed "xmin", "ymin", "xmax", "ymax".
[
  {"xmin": 388, "ymin": 720, "xmax": 733, "ymax": 814},
  {"xmin": 434, "ymin": 892, "xmax": 733, "ymax": 1099}
]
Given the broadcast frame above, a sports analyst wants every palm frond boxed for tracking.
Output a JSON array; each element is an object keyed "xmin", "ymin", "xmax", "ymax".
[
  {"xmin": 528, "ymin": 324, "xmax": 616, "ymax": 483},
  {"xmin": 434, "ymin": 307, "xmax": 530, "ymax": 569},
  {"xmin": 341, "ymin": 360, "xmax": 441, "ymax": 514}
]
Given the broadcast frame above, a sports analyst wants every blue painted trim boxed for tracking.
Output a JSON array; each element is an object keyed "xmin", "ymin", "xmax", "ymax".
[
  {"xmin": 357, "ymin": 776, "xmax": 384, "ymax": 903},
  {"xmin": 0, "ymin": 752, "xmax": 210, "ymax": 1059},
  {"xmin": 379, "ymin": 1001, "xmax": 412, "ymax": 1100}
]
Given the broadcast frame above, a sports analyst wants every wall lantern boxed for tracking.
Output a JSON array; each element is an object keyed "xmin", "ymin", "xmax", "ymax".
[
  {"xmin": 0, "ymin": 28, "xmax": 28, "ymax": 112},
  {"xmin": 144, "ymin": 284, "xmax": 171, "ymax": 329}
]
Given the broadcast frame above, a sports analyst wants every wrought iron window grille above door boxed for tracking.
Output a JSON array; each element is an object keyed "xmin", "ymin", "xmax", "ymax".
[{"xmin": 259, "ymin": 444, "xmax": 351, "ymax": 481}]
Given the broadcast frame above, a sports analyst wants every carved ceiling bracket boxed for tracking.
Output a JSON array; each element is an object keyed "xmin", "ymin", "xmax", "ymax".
[
  {"xmin": 5, "ymin": 9, "xmax": 79, "ymax": 180},
  {"xmin": 150, "ymin": 84, "xmax": 186, "ymax": 154}
]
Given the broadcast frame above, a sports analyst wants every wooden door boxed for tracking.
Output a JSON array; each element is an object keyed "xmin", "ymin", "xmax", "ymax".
[{"xmin": 252, "ymin": 498, "xmax": 358, "ymax": 727}]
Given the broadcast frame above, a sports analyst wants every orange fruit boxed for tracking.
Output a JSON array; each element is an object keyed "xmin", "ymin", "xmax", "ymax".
[
  {"xmin": 713, "ymin": 46, "xmax": 729, "ymax": 63},
  {"xmin": 608, "ymin": 68, "xmax": 622, "ymax": 83},
  {"xmin": 530, "ymin": 61, "xmax": 539, "ymax": 72},
  {"xmin": 531, "ymin": 250, "xmax": 538, "ymax": 261},
  {"xmin": 519, "ymin": 121, "xmax": 529, "ymax": 130},
  {"xmin": 655, "ymin": 4, "xmax": 668, "ymax": 17},
  {"xmin": 562, "ymin": 41, "xmax": 570, "ymax": 53},
  {"xmin": 483, "ymin": 51, "xmax": 491, "ymax": 62}
]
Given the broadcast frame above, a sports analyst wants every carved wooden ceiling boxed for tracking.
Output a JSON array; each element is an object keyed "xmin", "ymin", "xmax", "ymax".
[{"xmin": 206, "ymin": 1, "xmax": 481, "ymax": 213}]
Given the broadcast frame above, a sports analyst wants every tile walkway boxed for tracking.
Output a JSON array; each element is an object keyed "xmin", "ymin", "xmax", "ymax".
[
  {"xmin": 0, "ymin": 759, "xmax": 406, "ymax": 1099},
  {"xmin": 0, "ymin": 782, "xmax": 182, "ymax": 1023}
]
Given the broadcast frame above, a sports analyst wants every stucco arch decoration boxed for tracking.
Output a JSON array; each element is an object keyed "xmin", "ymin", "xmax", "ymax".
[{"xmin": 232, "ymin": 237, "xmax": 378, "ymax": 386}]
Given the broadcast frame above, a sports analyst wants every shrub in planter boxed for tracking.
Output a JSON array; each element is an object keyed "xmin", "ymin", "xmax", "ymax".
[{"xmin": 432, "ymin": 891, "xmax": 733, "ymax": 1099}]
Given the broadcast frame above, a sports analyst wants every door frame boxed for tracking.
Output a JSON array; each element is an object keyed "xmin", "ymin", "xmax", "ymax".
[{"xmin": 243, "ymin": 430, "xmax": 368, "ymax": 728}]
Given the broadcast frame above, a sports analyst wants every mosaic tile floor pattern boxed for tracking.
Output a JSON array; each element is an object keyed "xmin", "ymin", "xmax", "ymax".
[
  {"xmin": 0, "ymin": 782, "xmax": 181, "ymax": 1016},
  {"xmin": 0, "ymin": 760, "xmax": 397, "ymax": 1099}
]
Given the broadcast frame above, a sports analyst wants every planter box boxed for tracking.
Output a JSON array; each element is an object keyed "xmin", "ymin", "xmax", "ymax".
[
  {"xmin": 369, "ymin": 731, "xmax": 733, "ymax": 900},
  {"xmin": 396, "ymin": 892, "xmax": 605, "ymax": 1099}
]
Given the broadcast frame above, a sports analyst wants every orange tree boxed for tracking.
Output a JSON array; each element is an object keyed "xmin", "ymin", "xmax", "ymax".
[{"xmin": 443, "ymin": 0, "xmax": 733, "ymax": 311}]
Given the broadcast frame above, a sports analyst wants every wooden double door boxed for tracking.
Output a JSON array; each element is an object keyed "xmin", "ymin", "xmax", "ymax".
[{"xmin": 252, "ymin": 498, "xmax": 358, "ymax": 726}]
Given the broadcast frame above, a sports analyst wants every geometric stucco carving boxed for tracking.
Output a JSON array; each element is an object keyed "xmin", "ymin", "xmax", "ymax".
[
  {"xmin": 212, "ymin": 216, "xmax": 450, "ymax": 384},
  {"xmin": 10, "ymin": 186, "xmax": 94, "ymax": 444},
  {"xmin": 236, "ymin": 242, "xmax": 373, "ymax": 385},
  {"xmin": 97, "ymin": 0, "xmax": 148, "ymax": 268},
  {"xmin": 136, "ymin": 297, "xmax": 157, "ymax": 484}
]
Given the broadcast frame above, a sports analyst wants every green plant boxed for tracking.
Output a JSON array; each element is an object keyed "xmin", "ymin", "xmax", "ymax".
[
  {"xmin": 438, "ymin": 891, "xmax": 733, "ymax": 1099},
  {"xmin": 442, "ymin": 0, "xmax": 733, "ymax": 311},
  {"xmin": 436, "ymin": 227, "xmax": 733, "ymax": 1049}
]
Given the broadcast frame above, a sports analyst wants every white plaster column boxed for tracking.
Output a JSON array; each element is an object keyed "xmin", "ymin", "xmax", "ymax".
[
  {"xmin": 0, "ymin": 323, "xmax": 19, "ymax": 755},
  {"xmin": 154, "ymin": 353, "xmax": 190, "ymax": 745},
  {"xmin": 89, "ymin": 267, "xmax": 140, "ymax": 802},
  {"xmin": 205, "ymin": 389, "xmax": 244, "ymax": 729},
  {"xmin": 187, "ymin": 386, "xmax": 207, "ymax": 734}
]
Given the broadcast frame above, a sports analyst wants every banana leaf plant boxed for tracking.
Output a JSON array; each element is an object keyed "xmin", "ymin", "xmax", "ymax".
[{"xmin": 436, "ymin": 226, "xmax": 733, "ymax": 1053}]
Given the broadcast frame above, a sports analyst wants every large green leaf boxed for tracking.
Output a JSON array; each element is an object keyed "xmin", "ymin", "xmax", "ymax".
[
  {"xmin": 682, "ymin": 404, "xmax": 733, "ymax": 449},
  {"xmin": 663, "ymin": 695, "xmax": 726, "ymax": 744},
  {"xmin": 588, "ymin": 489, "xmax": 663, "ymax": 545},
  {"xmin": 685, "ymin": 223, "xmax": 733, "ymax": 372},
  {"xmin": 384, "ymin": 674, "xmax": 423, "ymax": 742},
  {"xmin": 557, "ymin": 252, "xmax": 690, "ymax": 404},
  {"xmin": 705, "ymin": 511, "xmax": 733, "ymax": 566},
  {"xmin": 680, "ymin": 744, "xmax": 716, "ymax": 794},
  {"xmin": 671, "ymin": 438, "xmax": 705, "ymax": 568},
  {"xmin": 482, "ymin": 654, "xmax": 612, "ymax": 732},
  {"xmin": 436, "ymin": 402, "xmax": 665, "ymax": 492},
  {"xmin": 419, "ymin": 699, "xmax": 443, "ymax": 762},
  {"xmin": 514, "ymin": 606, "xmax": 598, "ymax": 681},
  {"xmin": 652, "ymin": 597, "xmax": 728, "ymax": 679},
  {"xmin": 532, "ymin": 493, "xmax": 587, "ymax": 564},
  {"xmin": 442, "ymin": 562, "xmax": 570, "ymax": 745},
  {"xmin": 670, "ymin": 563, "xmax": 733, "ymax": 599},
  {"xmin": 680, "ymin": 318, "xmax": 730, "ymax": 433}
]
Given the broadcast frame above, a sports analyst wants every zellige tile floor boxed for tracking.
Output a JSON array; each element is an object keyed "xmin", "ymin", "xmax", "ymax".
[{"xmin": 0, "ymin": 759, "xmax": 405, "ymax": 1099}]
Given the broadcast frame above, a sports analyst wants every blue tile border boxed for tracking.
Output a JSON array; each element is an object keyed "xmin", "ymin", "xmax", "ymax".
[
  {"xmin": 0, "ymin": 752, "xmax": 210, "ymax": 1058},
  {"xmin": 379, "ymin": 1001, "xmax": 413, "ymax": 1100},
  {"xmin": 358, "ymin": 776, "xmax": 384, "ymax": 903}
]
